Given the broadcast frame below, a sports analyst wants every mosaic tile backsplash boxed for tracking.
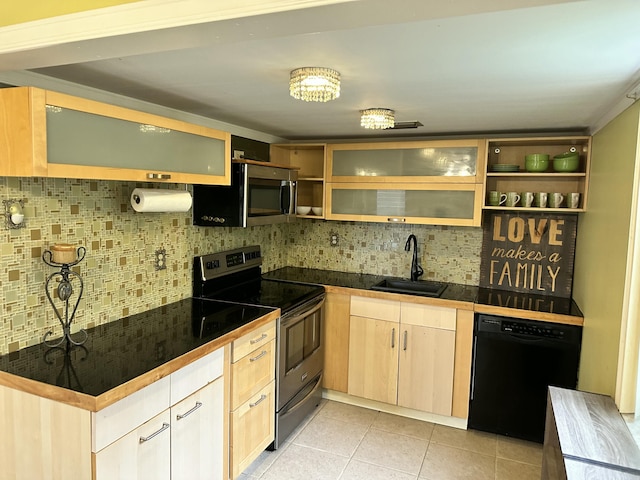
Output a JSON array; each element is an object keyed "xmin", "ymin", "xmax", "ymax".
[{"xmin": 0, "ymin": 177, "xmax": 482, "ymax": 354}]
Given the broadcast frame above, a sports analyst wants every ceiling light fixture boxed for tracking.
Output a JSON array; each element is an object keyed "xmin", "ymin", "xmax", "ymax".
[
  {"xmin": 289, "ymin": 67, "xmax": 341, "ymax": 102},
  {"xmin": 360, "ymin": 108, "xmax": 395, "ymax": 129}
]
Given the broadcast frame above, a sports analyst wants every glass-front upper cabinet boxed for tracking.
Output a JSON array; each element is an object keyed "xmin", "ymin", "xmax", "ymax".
[
  {"xmin": 326, "ymin": 183, "xmax": 483, "ymax": 227},
  {"xmin": 327, "ymin": 140, "xmax": 485, "ymax": 183},
  {"xmin": 0, "ymin": 87, "xmax": 230, "ymax": 185}
]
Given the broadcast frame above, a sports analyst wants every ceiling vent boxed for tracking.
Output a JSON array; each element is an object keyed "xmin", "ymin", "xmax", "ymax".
[{"xmin": 388, "ymin": 121, "xmax": 423, "ymax": 130}]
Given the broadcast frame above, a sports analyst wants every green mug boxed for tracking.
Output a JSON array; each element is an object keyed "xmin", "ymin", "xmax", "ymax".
[{"xmin": 488, "ymin": 191, "xmax": 507, "ymax": 206}]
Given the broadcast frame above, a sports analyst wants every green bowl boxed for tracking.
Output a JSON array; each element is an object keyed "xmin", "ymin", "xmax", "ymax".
[
  {"xmin": 525, "ymin": 154, "xmax": 549, "ymax": 172},
  {"xmin": 553, "ymin": 152, "xmax": 579, "ymax": 172}
]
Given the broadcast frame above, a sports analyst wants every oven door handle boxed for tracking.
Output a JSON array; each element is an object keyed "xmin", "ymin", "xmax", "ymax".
[
  {"xmin": 280, "ymin": 297, "xmax": 325, "ymax": 328},
  {"xmin": 279, "ymin": 373, "xmax": 323, "ymax": 417}
]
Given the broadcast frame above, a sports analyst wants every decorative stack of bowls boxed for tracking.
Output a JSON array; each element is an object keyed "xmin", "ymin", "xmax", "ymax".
[
  {"xmin": 553, "ymin": 152, "xmax": 580, "ymax": 172},
  {"xmin": 490, "ymin": 164, "xmax": 520, "ymax": 173},
  {"xmin": 524, "ymin": 154, "xmax": 549, "ymax": 172}
]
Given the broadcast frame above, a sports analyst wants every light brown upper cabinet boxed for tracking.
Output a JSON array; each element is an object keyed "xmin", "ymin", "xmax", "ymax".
[
  {"xmin": 484, "ymin": 136, "xmax": 591, "ymax": 212},
  {"xmin": 326, "ymin": 140, "xmax": 486, "ymax": 226},
  {"xmin": 270, "ymin": 143, "xmax": 326, "ymax": 219},
  {"xmin": 0, "ymin": 87, "xmax": 231, "ymax": 185}
]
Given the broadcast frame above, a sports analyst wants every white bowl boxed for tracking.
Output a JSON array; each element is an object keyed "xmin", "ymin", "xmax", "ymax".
[
  {"xmin": 296, "ymin": 205, "xmax": 311, "ymax": 215},
  {"xmin": 312, "ymin": 207, "xmax": 323, "ymax": 216}
]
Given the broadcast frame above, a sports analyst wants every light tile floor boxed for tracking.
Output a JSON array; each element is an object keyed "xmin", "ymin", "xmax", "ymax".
[{"xmin": 239, "ymin": 400, "xmax": 543, "ymax": 480}]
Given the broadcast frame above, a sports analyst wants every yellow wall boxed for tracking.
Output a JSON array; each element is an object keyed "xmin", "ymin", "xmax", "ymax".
[
  {"xmin": 0, "ymin": 0, "xmax": 140, "ymax": 27},
  {"xmin": 573, "ymin": 101, "xmax": 640, "ymax": 395}
]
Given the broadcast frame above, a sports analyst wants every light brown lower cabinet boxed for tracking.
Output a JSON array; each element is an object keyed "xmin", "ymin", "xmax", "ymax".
[
  {"xmin": 94, "ymin": 378, "xmax": 225, "ymax": 480},
  {"xmin": 347, "ymin": 296, "xmax": 456, "ymax": 416},
  {"xmin": 322, "ymin": 292, "xmax": 351, "ymax": 393},
  {"xmin": 229, "ymin": 381, "xmax": 275, "ymax": 479},
  {"xmin": 0, "ymin": 346, "xmax": 228, "ymax": 480},
  {"xmin": 229, "ymin": 321, "xmax": 276, "ymax": 479}
]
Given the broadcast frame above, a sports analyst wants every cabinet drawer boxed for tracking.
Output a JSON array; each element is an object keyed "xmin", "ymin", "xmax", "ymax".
[
  {"xmin": 230, "ymin": 381, "xmax": 275, "ymax": 479},
  {"xmin": 231, "ymin": 340, "xmax": 275, "ymax": 409},
  {"xmin": 94, "ymin": 409, "xmax": 171, "ymax": 480},
  {"xmin": 170, "ymin": 347, "xmax": 224, "ymax": 405},
  {"xmin": 93, "ymin": 376, "xmax": 170, "ymax": 452},
  {"xmin": 232, "ymin": 321, "xmax": 276, "ymax": 363},
  {"xmin": 401, "ymin": 303, "xmax": 456, "ymax": 330},
  {"xmin": 351, "ymin": 296, "xmax": 399, "ymax": 322}
]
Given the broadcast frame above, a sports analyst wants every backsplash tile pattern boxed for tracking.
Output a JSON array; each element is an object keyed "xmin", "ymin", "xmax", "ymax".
[
  {"xmin": 0, "ymin": 177, "xmax": 289, "ymax": 354},
  {"xmin": 0, "ymin": 177, "xmax": 482, "ymax": 354},
  {"xmin": 288, "ymin": 220, "xmax": 482, "ymax": 284}
]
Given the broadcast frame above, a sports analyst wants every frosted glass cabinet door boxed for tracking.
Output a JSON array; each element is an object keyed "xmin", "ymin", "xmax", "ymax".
[
  {"xmin": 327, "ymin": 183, "xmax": 483, "ymax": 226},
  {"xmin": 46, "ymin": 106, "xmax": 228, "ymax": 183},
  {"xmin": 43, "ymin": 90, "xmax": 231, "ymax": 185},
  {"xmin": 328, "ymin": 140, "xmax": 484, "ymax": 183}
]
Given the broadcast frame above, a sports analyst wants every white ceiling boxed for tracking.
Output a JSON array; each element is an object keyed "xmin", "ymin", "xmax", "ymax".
[{"xmin": 2, "ymin": 0, "xmax": 640, "ymax": 140}]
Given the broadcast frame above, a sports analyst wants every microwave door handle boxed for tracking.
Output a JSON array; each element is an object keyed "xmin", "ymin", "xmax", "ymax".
[{"xmin": 281, "ymin": 180, "xmax": 295, "ymax": 214}]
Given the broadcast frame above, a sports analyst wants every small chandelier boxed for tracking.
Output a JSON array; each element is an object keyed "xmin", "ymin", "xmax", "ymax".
[
  {"xmin": 289, "ymin": 67, "xmax": 341, "ymax": 102},
  {"xmin": 360, "ymin": 108, "xmax": 395, "ymax": 129}
]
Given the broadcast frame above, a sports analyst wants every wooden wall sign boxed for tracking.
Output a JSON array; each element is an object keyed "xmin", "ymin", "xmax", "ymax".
[{"xmin": 479, "ymin": 212, "xmax": 577, "ymax": 298}]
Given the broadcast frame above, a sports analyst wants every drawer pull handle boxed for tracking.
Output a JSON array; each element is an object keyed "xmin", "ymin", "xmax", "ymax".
[
  {"xmin": 147, "ymin": 173, "xmax": 172, "ymax": 180},
  {"xmin": 391, "ymin": 328, "xmax": 395, "ymax": 348},
  {"xmin": 250, "ymin": 333, "xmax": 268, "ymax": 344},
  {"xmin": 139, "ymin": 422, "xmax": 170, "ymax": 443},
  {"xmin": 403, "ymin": 330, "xmax": 408, "ymax": 351},
  {"xmin": 250, "ymin": 350, "xmax": 268, "ymax": 362},
  {"xmin": 387, "ymin": 217, "xmax": 406, "ymax": 223},
  {"xmin": 250, "ymin": 394, "xmax": 267, "ymax": 408},
  {"xmin": 176, "ymin": 401, "xmax": 203, "ymax": 420}
]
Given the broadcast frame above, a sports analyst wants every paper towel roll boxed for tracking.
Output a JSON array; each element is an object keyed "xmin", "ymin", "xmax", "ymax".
[{"xmin": 130, "ymin": 188, "xmax": 192, "ymax": 213}]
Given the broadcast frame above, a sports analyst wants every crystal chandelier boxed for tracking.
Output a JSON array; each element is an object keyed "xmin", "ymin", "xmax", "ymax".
[
  {"xmin": 289, "ymin": 67, "xmax": 341, "ymax": 102},
  {"xmin": 360, "ymin": 108, "xmax": 395, "ymax": 129}
]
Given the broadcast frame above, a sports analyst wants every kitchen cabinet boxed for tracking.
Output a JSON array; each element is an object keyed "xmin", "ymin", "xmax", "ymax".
[
  {"xmin": 171, "ymin": 379, "xmax": 225, "ymax": 480},
  {"xmin": 95, "ymin": 409, "xmax": 171, "ymax": 480},
  {"xmin": 0, "ymin": 86, "xmax": 231, "ymax": 185},
  {"xmin": 484, "ymin": 136, "xmax": 591, "ymax": 212},
  {"xmin": 229, "ymin": 321, "xmax": 276, "ymax": 479},
  {"xmin": 94, "ymin": 347, "xmax": 227, "ymax": 480},
  {"xmin": 327, "ymin": 140, "xmax": 485, "ymax": 183},
  {"xmin": 325, "ymin": 140, "xmax": 485, "ymax": 226},
  {"xmin": 347, "ymin": 296, "xmax": 456, "ymax": 416},
  {"xmin": 321, "ymin": 291, "xmax": 351, "ymax": 393},
  {"xmin": 270, "ymin": 143, "xmax": 326, "ymax": 218},
  {"xmin": 326, "ymin": 183, "xmax": 483, "ymax": 226}
]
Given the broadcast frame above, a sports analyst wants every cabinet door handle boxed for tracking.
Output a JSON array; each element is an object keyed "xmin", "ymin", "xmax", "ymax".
[
  {"xmin": 403, "ymin": 330, "xmax": 408, "ymax": 351},
  {"xmin": 250, "ymin": 394, "xmax": 267, "ymax": 408},
  {"xmin": 391, "ymin": 328, "xmax": 395, "ymax": 348},
  {"xmin": 250, "ymin": 333, "xmax": 268, "ymax": 344},
  {"xmin": 250, "ymin": 350, "xmax": 268, "ymax": 362},
  {"xmin": 387, "ymin": 217, "xmax": 406, "ymax": 223},
  {"xmin": 176, "ymin": 401, "xmax": 203, "ymax": 420},
  {"xmin": 147, "ymin": 173, "xmax": 172, "ymax": 180},
  {"xmin": 139, "ymin": 422, "xmax": 170, "ymax": 443}
]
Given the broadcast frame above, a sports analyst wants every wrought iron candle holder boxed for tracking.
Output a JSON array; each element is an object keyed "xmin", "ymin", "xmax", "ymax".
[{"xmin": 42, "ymin": 245, "xmax": 88, "ymax": 347}]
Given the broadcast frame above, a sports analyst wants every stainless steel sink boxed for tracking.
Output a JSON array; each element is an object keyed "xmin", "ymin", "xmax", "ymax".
[{"xmin": 370, "ymin": 278, "xmax": 447, "ymax": 298}]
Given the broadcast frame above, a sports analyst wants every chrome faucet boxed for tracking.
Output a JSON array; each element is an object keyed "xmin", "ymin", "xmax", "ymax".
[{"xmin": 404, "ymin": 234, "xmax": 424, "ymax": 281}]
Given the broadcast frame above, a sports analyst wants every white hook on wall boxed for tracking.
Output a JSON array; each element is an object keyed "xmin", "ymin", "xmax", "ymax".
[{"xmin": 3, "ymin": 199, "xmax": 25, "ymax": 229}]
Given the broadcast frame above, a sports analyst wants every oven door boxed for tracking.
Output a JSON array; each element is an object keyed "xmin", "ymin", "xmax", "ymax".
[
  {"xmin": 244, "ymin": 163, "xmax": 297, "ymax": 227},
  {"xmin": 276, "ymin": 294, "xmax": 324, "ymax": 410}
]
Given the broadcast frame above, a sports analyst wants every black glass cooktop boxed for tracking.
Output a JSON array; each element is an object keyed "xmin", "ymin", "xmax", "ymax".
[
  {"xmin": 0, "ymin": 298, "xmax": 274, "ymax": 397},
  {"xmin": 204, "ymin": 276, "xmax": 324, "ymax": 313}
]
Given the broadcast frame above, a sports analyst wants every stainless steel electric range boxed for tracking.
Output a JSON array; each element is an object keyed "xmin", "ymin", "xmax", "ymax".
[{"xmin": 193, "ymin": 245, "xmax": 325, "ymax": 449}]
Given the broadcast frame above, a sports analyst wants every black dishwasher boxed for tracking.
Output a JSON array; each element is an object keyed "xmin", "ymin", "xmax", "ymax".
[{"xmin": 468, "ymin": 314, "xmax": 582, "ymax": 443}]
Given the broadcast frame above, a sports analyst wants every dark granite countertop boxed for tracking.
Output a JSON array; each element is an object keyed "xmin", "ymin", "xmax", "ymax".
[
  {"xmin": 263, "ymin": 267, "xmax": 583, "ymax": 318},
  {"xmin": 263, "ymin": 267, "xmax": 479, "ymax": 304},
  {"xmin": 0, "ymin": 298, "xmax": 275, "ymax": 398}
]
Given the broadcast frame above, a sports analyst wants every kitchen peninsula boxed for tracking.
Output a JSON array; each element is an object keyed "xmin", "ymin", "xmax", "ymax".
[{"xmin": 0, "ymin": 299, "xmax": 278, "ymax": 480}]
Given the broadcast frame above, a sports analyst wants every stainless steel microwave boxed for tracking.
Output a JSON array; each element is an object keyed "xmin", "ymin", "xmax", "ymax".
[{"xmin": 192, "ymin": 162, "xmax": 297, "ymax": 227}]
